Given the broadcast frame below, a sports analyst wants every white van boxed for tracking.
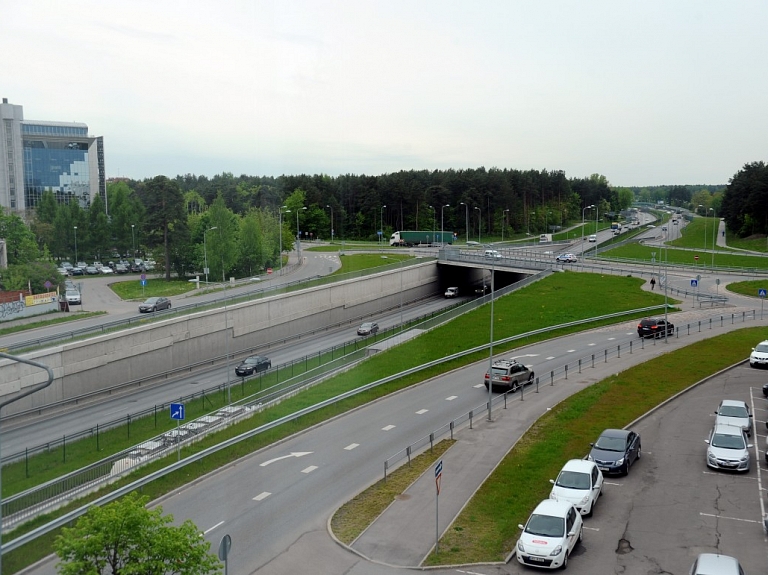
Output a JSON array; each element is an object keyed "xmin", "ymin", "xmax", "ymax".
[{"xmin": 484, "ymin": 249, "xmax": 502, "ymax": 260}]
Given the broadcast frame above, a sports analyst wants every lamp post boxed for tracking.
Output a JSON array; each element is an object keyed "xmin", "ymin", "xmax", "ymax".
[
  {"xmin": 502, "ymin": 208, "xmax": 510, "ymax": 242},
  {"xmin": 474, "ymin": 206, "xmax": 481, "ymax": 243},
  {"xmin": 530, "ymin": 211, "xmax": 535, "ymax": 235},
  {"xmin": 487, "ymin": 251, "xmax": 495, "ymax": 421},
  {"xmin": 581, "ymin": 204, "xmax": 594, "ymax": 251},
  {"xmin": 709, "ymin": 207, "xmax": 715, "ymax": 268},
  {"xmin": 428, "ymin": 205, "xmax": 435, "ymax": 244},
  {"xmin": 131, "ymin": 224, "xmax": 135, "ymax": 260},
  {"xmin": 203, "ymin": 226, "xmax": 217, "ymax": 285},
  {"xmin": 441, "ymin": 204, "xmax": 449, "ymax": 247},
  {"xmin": 279, "ymin": 207, "xmax": 290, "ymax": 271},
  {"xmin": 459, "ymin": 202, "xmax": 469, "ymax": 244},
  {"xmin": 380, "ymin": 205, "xmax": 386, "ymax": 246},
  {"xmin": 326, "ymin": 204, "xmax": 333, "ymax": 242},
  {"xmin": 295, "ymin": 206, "xmax": 307, "ymax": 258},
  {"xmin": 73, "ymin": 226, "xmax": 78, "ymax": 263}
]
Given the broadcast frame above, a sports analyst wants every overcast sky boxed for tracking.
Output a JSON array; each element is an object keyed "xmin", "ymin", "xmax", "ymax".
[{"xmin": 4, "ymin": 1, "xmax": 767, "ymax": 186}]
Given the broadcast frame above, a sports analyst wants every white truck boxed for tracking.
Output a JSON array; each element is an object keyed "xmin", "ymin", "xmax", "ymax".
[{"xmin": 444, "ymin": 287, "xmax": 459, "ymax": 298}]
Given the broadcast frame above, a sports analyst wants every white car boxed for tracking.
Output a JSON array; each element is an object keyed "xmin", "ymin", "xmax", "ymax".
[
  {"xmin": 64, "ymin": 289, "xmax": 81, "ymax": 305},
  {"xmin": 689, "ymin": 553, "xmax": 745, "ymax": 575},
  {"xmin": 587, "ymin": 234, "xmax": 597, "ymax": 242},
  {"xmin": 555, "ymin": 253, "xmax": 577, "ymax": 263},
  {"xmin": 484, "ymin": 249, "xmax": 502, "ymax": 260},
  {"xmin": 549, "ymin": 459, "xmax": 603, "ymax": 517},
  {"xmin": 714, "ymin": 399, "xmax": 752, "ymax": 436},
  {"xmin": 705, "ymin": 423, "xmax": 752, "ymax": 472},
  {"xmin": 749, "ymin": 339, "xmax": 768, "ymax": 368},
  {"xmin": 517, "ymin": 499, "xmax": 582, "ymax": 569},
  {"xmin": 100, "ymin": 266, "xmax": 114, "ymax": 274}
]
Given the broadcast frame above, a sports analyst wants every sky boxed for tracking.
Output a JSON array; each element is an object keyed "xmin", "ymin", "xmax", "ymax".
[{"xmin": 3, "ymin": 0, "xmax": 767, "ymax": 186}]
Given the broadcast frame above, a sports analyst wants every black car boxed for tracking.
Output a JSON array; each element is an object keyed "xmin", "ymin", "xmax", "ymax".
[
  {"xmin": 138, "ymin": 297, "xmax": 171, "ymax": 313},
  {"xmin": 235, "ymin": 355, "xmax": 272, "ymax": 377},
  {"xmin": 70, "ymin": 267, "xmax": 84, "ymax": 276},
  {"xmin": 637, "ymin": 317, "xmax": 674, "ymax": 339},
  {"xmin": 588, "ymin": 429, "xmax": 641, "ymax": 475}
]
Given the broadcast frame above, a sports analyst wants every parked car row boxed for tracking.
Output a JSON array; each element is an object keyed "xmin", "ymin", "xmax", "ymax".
[
  {"xmin": 706, "ymin": 399, "xmax": 754, "ymax": 472},
  {"xmin": 58, "ymin": 259, "xmax": 156, "ymax": 277},
  {"xmin": 516, "ymin": 427, "xmax": 641, "ymax": 569}
]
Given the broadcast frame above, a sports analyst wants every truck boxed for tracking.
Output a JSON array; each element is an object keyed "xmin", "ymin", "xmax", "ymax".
[
  {"xmin": 611, "ymin": 222, "xmax": 621, "ymax": 230},
  {"xmin": 389, "ymin": 231, "xmax": 454, "ymax": 247},
  {"xmin": 539, "ymin": 234, "xmax": 552, "ymax": 243},
  {"xmin": 444, "ymin": 287, "xmax": 459, "ymax": 298}
]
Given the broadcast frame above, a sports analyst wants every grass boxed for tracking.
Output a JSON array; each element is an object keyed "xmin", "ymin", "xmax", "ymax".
[
  {"xmin": 0, "ymin": 311, "xmax": 105, "ymax": 337},
  {"xmin": 109, "ymin": 279, "xmax": 198, "ymax": 300},
  {"xmin": 331, "ymin": 253, "xmax": 412, "ymax": 274},
  {"xmin": 725, "ymin": 280, "xmax": 768, "ymax": 298}
]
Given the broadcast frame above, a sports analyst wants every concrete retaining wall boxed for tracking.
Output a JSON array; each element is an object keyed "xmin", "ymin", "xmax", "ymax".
[{"xmin": 0, "ymin": 262, "xmax": 439, "ymax": 417}]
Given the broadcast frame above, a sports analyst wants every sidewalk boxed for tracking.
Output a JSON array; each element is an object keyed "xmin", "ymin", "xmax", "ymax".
[{"xmin": 347, "ymin": 303, "xmax": 768, "ymax": 568}]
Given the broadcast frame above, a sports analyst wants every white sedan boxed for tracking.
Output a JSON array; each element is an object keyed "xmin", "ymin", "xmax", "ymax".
[
  {"xmin": 549, "ymin": 459, "xmax": 603, "ymax": 516},
  {"xmin": 517, "ymin": 499, "xmax": 583, "ymax": 569}
]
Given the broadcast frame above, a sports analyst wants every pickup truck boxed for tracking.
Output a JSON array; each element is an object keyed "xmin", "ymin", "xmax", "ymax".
[{"xmin": 444, "ymin": 287, "xmax": 459, "ymax": 298}]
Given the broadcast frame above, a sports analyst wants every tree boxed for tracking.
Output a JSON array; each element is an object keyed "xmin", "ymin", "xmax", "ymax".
[
  {"xmin": 139, "ymin": 176, "xmax": 186, "ymax": 280},
  {"xmin": 54, "ymin": 492, "xmax": 221, "ymax": 575},
  {"xmin": 206, "ymin": 193, "xmax": 239, "ymax": 282},
  {"xmin": 87, "ymin": 194, "xmax": 110, "ymax": 261},
  {"xmin": 0, "ymin": 209, "xmax": 39, "ymax": 265}
]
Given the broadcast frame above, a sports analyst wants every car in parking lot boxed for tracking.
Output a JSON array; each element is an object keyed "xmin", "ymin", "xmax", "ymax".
[
  {"xmin": 588, "ymin": 428, "xmax": 641, "ymax": 475},
  {"xmin": 64, "ymin": 289, "xmax": 81, "ymax": 305},
  {"xmin": 516, "ymin": 499, "xmax": 583, "ymax": 570},
  {"xmin": 637, "ymin": 317, "xmax": 674, "ymax": 339},
  {"xmin": 234, "ymin": 355, "xmax": 271, "ymax": 376},
  {"xmin": 57, "ymin": 267, "xmax": 69, "ymax": 276},
  {"xmin": 70, "ymin": 266, "xmax": 83, "ymax": 276},
  {"xmin": 555, "ymin": 253, "xmax": 577, "ymax": 263},
  {"xmin": 85, "ymin": 266, "xmax": 99, "ymax": 275},
  {"xmin": 749, "ymin": 340, "xmax": 768, "ymax": 367},
  {"xmin": 114, "ymin": 263, "xmax": 129, "ymax": 274},
  {"xmin": 483, "ymin": 358, "xmax": 534, "ymax": 393},
  {"xmin": 138, "ymin": 297, "xmax": 171, "ymax": 313},
  {"xmin": 357, "ymin": 322, "xmax": 379, "ymax": 336},
  {"xmin": 705, "ymin": 423, "xmax": 752, "ymax": 472},
  {"xmin": 714, "ymin": 399, "xmax": 753, "ymax": 437},
  {"xmin": 689, "ymin": 553, "xmax": 745, "ymax": 575},
  {"xmin": 549, "ymin": 459, "xmax": 603, "ymax": 517},
  {"xmin": 100, "ymin": 266, "xmax": 114, "ymax": 274}
]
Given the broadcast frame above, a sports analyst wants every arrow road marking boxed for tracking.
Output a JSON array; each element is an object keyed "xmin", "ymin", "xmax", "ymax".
[{"xmin": 259, "ymin": 452, "xmax": 313, "ymax": 467}]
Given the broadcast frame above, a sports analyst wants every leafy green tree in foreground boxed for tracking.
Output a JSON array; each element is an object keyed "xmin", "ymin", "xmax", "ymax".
[{"xmin": 54, "ymin": 492, "xmax": 221, "ymax": 575}]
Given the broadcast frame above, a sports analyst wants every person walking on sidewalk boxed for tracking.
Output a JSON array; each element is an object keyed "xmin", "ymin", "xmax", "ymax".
[{"xmin": 650, "ymin": 277, "xmax": 656, "ymax": 290}]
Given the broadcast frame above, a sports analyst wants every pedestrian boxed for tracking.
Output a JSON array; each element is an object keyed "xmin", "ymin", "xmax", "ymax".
[{"xmin": 650, "ymin": 277, "xmax": 656, "ymax": 290}]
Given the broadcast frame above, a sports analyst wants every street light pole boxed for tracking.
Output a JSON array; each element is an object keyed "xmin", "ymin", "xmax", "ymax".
[
  {"xmin": 203, "ymin": 226, "xmax": 217, "ymax": 285},
  {"xmin": 709, "ymin": 207, "xmax": 715, "ymax": 268},
  {"xmin": 487, "ymin": 256, "xmax": 495, "ymax": 421},
  {"xmin": 279, "ymin": 207, "xmax": 289, "ymax": 272},
  {"xmin": 474, "ymin": 206, "xmax": 481, "ymax": 244},
  {"xmin": 581, "ymin": 204, "xmax": 594, "ymax": 252},
  {"xmin": 73, "ymin": 226, "xmax": 78, "ymax": 263},
  {"xmin": 131, "ymin": 224, "xmax": 135, "ymax": 260},
  {"xmin": 380, "ymin": 205, "xmax": 386, "ymax": 246},
  {"xmin": 459, "ymin": 202, "xmax": 469, "ymax": 244},
  {"xmin": 326, "ymin": 204, "xmax": 333, "ymax": 243},
  {"xmin": 428, "ymin": 205, "xmax": 435, "ymax": 244},
  {"xmin": 441, "ymin": 204, "xmax": 449, "ymax": 247}
]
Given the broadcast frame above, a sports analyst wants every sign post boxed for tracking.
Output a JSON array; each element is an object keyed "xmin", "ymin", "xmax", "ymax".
[
  {"xmin": 170, "ymin": 403, "xmax": 185, "ymax": 461},
  {"xmin": 218, "ymin": 534, "xmax": 232, "ymax": 575},
  {"xmin": 690, "ymin": 278, "xmax": 698, "ymax": 308},
  {"xmin": 759, "ymin": 288, "xmax": 767, "ymax": 319},
  {"xmin": 435, "ymin": 459, "xmax": 443, "ymax": 554}
]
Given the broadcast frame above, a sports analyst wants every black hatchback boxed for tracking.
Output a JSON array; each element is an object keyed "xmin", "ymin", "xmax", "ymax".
[
  {"xmin": 588, "ymin": 429, "xmax": 641, "ymax": 475},
  {"xmin": 235, "ymin": 355, "xmax": 272, "ymax": 377},
  {"xmin": 637, "ymin": 317, "xmax": 674, "ymax": 338}
]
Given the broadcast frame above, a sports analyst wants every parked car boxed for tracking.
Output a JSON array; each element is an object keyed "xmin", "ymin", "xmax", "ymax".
[
  {"xmin": 57, "ymin": 267, "xmax": 69, "ymax": 276},
  {"xmin": 64, "ymin": 289, "xmax": 81, "ymax": 305},
  {"xmin": 763, "ymin": 382, "xmax": 768, "ymax": 398},
  {"xmin": 100, "ymin": 266, "xmax": 114, "ymax": 274},
  {"xmin": 588, "ymin": 429, "xmax": 641, "ymax": 475},
  {"xmin": 689, "ymin": 553, "xmax": 745, "ymax": 575},
  {"xmin": 637, "ymin": 317, "xmax": 674, "ymax": 339},
  {"xmin": 484, "ymin": 359, "xmax": 534, "ymax": 393},
  {"xmin": 705, "ymin": 423, "xmax": 752, "ymax": 472},
  {"xmin": 61, "ymin": 261, "xmax": 73, "ymax": 270},
  {"xmin": 549, "ymin": 459, "xmax": 603, "ymax": 517},
  {"xmin": 70, "ymin": 266, "xmax": 84, "ymax": 276},
  {"xmin": 714, "ymin": 399, "xmax": 753, "ymax": 436},
  {"xmin": 114, "ymin": 263, "xmax": 129, "ymax": 274},
  {"xmin": 138, "ymin": 297, "xmax": 171, "ymax": 313},
  {"xmin": 516, "ymin": 499, "xmax": 583, "ymax": 570},
  {"xmin": 357, "ymin": 322, "xmax": 379, "ymax": 336},
  {"xmin": 234, "ymin": 355, "xmax": 271, "ymax": 376},
  {"xmin": 588, "ymin": 234, "xmax": 597, "ymax": 242},
  {"xmin": 76, "ymin": 261, "xmax": 87, "ymax": 270},
  {"xmin": 749, "ymin": 339, "xmax": 768, "ymax": 368},
  {"xmin": 130, "ymin": 262, "xmax": 144, "ymax": 273},
  {"xmin": 555, "ymin": 253, "xmax": 577, "ymax": 263},
  {"xmin": 85, "ymin": 266, "xmax": 99, "ymax": 275},
  {"xmin": 444, "ymin": 287, "xmax": 459, "ymax": 298}
]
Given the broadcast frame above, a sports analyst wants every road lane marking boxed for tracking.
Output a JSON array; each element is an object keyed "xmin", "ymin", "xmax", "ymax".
[
  {"xmin": 567, "ymin": 349, "xmax": 576, "ymax": 353},
  {"xmin": 583, "ymin": 526, "xmax": 600, "ymax": 531},
  {"xmin": 702, "ymin": 471, "xmax": 757, "ymax": 480},
  {"xmin": 608, "ymin": 337, "xmax": 616, "ymax": 341},
  {"xmin": 473, "ymin": 384, "xmax": 484, "ymax": 388},
  {"xmin": 588, "ymin": 343, "xmax": 596, "ymax": 346},
  {"xmin": 344, "ymin": 443, "xmax": 359, "ymax": 450},
  {"xmin": 446, "ymin": 395, "xmax": 458, "ymax": 401},
  {"xmin": 260, "ymin": 452, "xmax": 312, "ymax": 467},
  {"xmin": 382, "ymin": 424, "xmax": 396, "ymax": 431},
  {"xmin": 546, "ymin": 356, "xmax": 555, "ymax": 360},
  {"xmin": 603, "ymin": 481, "xmax": 623, "ymax": 486},
  {"xmin": 416, "ymin": 409, "xmax": 428, "ymax": 414},
  {"xmin": 301, "ymin": 466, "xmax": 318, "ymax": 474},
  {"xmin": 253, "ymin": 492, "xmax": 271, "ymax": 501},
  {"xmin": 203, "ymin": 521, "xmax": 224, "ymax": 534},
  {"xmin": 700, "ymin": 512, "xmax": 761, "ymax": 524}
]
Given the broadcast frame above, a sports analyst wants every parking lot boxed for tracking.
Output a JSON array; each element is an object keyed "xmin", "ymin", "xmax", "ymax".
[{"xmin": 543, "ymin": 362, "xmax": 768, "ymax": 574}]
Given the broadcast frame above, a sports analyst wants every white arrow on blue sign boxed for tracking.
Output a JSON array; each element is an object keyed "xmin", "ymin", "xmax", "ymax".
[
  {"xmin": 759, "ymin": 288, "xmax": 767, "ymax": 298},
  {"xmin": 170, "ymin": 403, "xmax": 185, "ymax": 420},
  {"xmin": 690, "ymin": 279, "xmax": 698, "ymax": 287}
]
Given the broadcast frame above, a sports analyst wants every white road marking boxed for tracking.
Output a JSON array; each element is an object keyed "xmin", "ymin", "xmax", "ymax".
[
  {"xmin": 253, "ymin": 492, "xmax": 271, "ymax": 501},
  {"xmin": 546, "ymin": 356, "xmax": 555, "ymax": 360},
  {"xmin": 203, "ymin": 521, "xmax": 224, "ymax": 534},
  {"xmin": 588, "ymin": 343, "xmax": 596, "ymax": 346},
  {"xmin": 567, "ymin": 349, "xmax": 576, "ymax": 353},
  {"xmin": 583, "ymin": 526, "xmax": 600, "ymax": 531},
  {"xmin": 344, "ymin": 443, "xmax": 359, "ymax": 450},
  {"xmin": 473, "ymin": 384, "xmax": 485, "ymax": 388},
  {"xmin": 603, "ymin": 481, "xmax": 622, "ymax": 486},
  {"xmin": 446, "ymin": 395, "xmax": 458, "ymax": 401},
  {"xmin": 416, "ymin": 409, "xmax": 428, "ymax": 414},
  {"xmin": 608, "ymin": 337, "xmax": 616, "ymax": 341},
  {"xmin": 382, "ymin": 424, "xmax": 396, "ymax": 431},
  {"xmin": 301, "ymin": 466, "xmax": 318, "ymax": 474},
  {"xmin": 702, "ymin": 471, "xmax": 757, "ymax": 480},
  {"xmin": 260, "ymin": 452, "xmax": 313, "ymax": 467},
  {"xmin": 700, "ymin": 512, "xmax": 761, "ymax": 524}
]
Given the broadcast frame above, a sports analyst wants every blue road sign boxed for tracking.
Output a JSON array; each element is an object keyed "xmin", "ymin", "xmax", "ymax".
[
  {"xmin": 140, "ymin": 279, "xmax": 147, "ymax": 286},
  {"xmin": 170, "ymin": 403, "xmax": 185, "ymax": 420},
  {"xmin": 759, "ymin": 288, "xmax": 767, "ymax": 298},
  {"xmin": 690, "ymin": 279, "xmax": 698, "ymax": 288}
]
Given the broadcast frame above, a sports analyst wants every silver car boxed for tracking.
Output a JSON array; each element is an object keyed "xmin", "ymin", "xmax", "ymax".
[
  {"xmin": 690, "ymin": 553, "xmax": 745, "ymax": 574},
  {"xmin": 705, "ymin": 423, "xmax": 752, "ymax": 472},
  {"xmin": 714, "ymin": 399, "xmax": 752, "ymax": 437}
]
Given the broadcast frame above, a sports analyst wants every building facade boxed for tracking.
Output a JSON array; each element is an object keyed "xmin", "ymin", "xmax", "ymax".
[{"xmin": 0, "ymin": 98, "xmax": 105, "ymax": 214}]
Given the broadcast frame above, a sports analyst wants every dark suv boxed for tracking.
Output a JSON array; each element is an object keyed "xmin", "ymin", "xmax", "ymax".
[
  {"xmin": 235, "ymin": 355, "xmax": 272, "ymax": 377},
  {"xmin": 637, "ymin": 317, "xmax": 674, "ymax": 338},
  {"xmin": 483, "ymin": 359, "xmax": 535, "ymax": 392}
]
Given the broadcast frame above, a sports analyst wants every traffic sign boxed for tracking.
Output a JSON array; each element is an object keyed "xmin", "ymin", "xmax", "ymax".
[
  {"xmin": 170, "ymin": 403, "xmax": 185, "ymax": 421},
  {"xmin": 694, "ymin": 255, "xmax": 699, "ymax": 261},
  {"xmin": 435, "ymin": 459, "xmax": 443, "ymax": 495},
  {"xmin": 140, "ymin": 279, "xmax": 146, "ymax": 286},
  {"xmin": 141, "ymin": 273, "xmax": 146, "ymax": 280},
  {"xmin": 267, "ymin": 268, "xmax": 273, "ymax": 274},
  {"xmin": 690, "ymin": 279, "xmax": 698, "ymax": 287},
  {"xmin": 760, "ymin": 288, "xmax": 767, "ymax": 298}
]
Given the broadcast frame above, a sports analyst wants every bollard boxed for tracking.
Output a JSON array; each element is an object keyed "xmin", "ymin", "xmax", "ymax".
[
  {"xmin": 709, "ymin": 318, "xmax": 712, "ymax": 330},
  {"xmin": 384, "ymin": 460, "xmax": 389, "ymax": 481},
  {"xmin": 430, "ymin": 432, "xmax": 434, "ymax": 452},
  {"xmin": 536, "ymin": 377, "xmax": 540, "ymax": 393},
  {"xmin": 720, "ymin": 315, "xmax": 723, "ymax": 328},
  {"xmin": 687, "ymin": 324, "xmax": 690, "ymax": 336},
  {"xmin": 469, "ymin": 410, "xmax": 474, "ymax": 429},
  {"xmin": 407, "ymin": 445, "xmax": 412, "ymax": 467},
  {"xmin": 604, "ymin": 349, "xmax": 608, "ymax": 363},
  {"xmin": 630, "ymin": 340, "xmax": 633, "ymax": 354},
  {"xmin": 565, "ymin": 364, "xmax": 568, "ymax": 380},
  {"xmin": 579, "ymin": 358, "xmax": 582, "ymax": 373},
  {"xmin": 698, "ymin": 320, "xmax": 701, "ymax": 332},
  {"xmin": 731, "ymin": 313, "xmax": 734, "ymax": 325},
  {"xmin": 618, "ymin": 344, "xmax": 621, "ymax": 359},
  {"xmin": 591, "ymin": 354, "xmax": 595, "ymax": 368},
  {"xmin": 450, "ymin": 420, "xmax": 454, "ymax": 440},
  {"xmin": 550, "ymin": 371, "xmax": 554, "ymax": 386},
  {"xmin": 521, "ymin": 381, "xmax": 525, "ymax": 401}
]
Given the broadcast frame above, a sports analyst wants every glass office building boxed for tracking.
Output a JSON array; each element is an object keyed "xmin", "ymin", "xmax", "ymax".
[{"xmin": 0, "ymin": 98, "xmax": 105, "ymax": 213}]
